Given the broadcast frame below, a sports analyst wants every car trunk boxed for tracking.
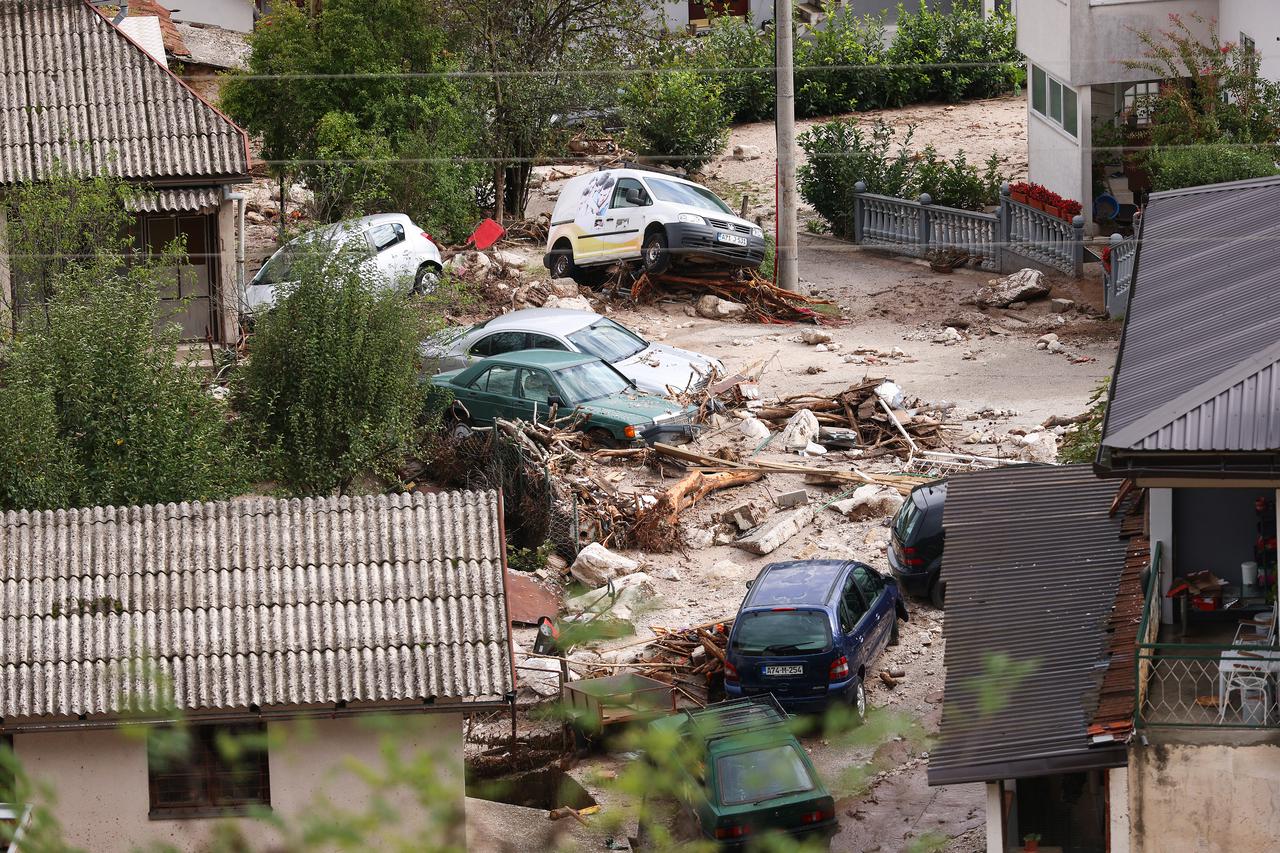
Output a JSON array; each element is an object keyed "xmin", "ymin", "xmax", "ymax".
[
  {"xmin": 714, "ymin": 792, "xmax": 837, "ymax": 841},
  {"xmin": 730, "ymin": 608, "xmax": 838, "ymax": 703}
]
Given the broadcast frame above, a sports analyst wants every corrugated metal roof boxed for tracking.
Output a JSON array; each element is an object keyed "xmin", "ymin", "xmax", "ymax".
[
  {"xmin": 0, "ymin": 0, "xmax": 249, "ymax": 185},
  {"xmin": 1101, "ymin": 176, "xmax": 1280, "ymax": 455},
  {"xmin": 0, "ymin": 491, "xmax": 513, "ymax": 722},
  {"xmin": 928, "ymin": 465, "xmax": 1135, "ymax": 786},
  {"xmin": 125, "ymin": 186, "xmax": 222, "ymax": 213}
]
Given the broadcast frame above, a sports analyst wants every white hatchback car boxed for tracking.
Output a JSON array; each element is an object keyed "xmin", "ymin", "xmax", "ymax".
[
  {"xmin": 542, "ymin": 166, "xmax": 767, "ymax": 285},
  {"xmin": 423, "ymin": 307, "xmax": 724, "ymax": 397},
  {"xmin": 243, "ymin": 213, "xmax": 443, "ymax": 314}
]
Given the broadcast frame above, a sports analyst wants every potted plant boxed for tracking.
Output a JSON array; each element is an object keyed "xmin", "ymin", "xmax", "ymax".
[
  {"xmin": 1023, "ymin": 833, "xmax": 1042, "ymax": 852},
  {"xmin": 1027, "ymin": 184, "xmax": 1054, "ymax": 212},
  {"xmin": 1059, "ymin": 198, "xmax": 1083, "ymax": 222},
  {"xmin": 1009, "ymin": 181, "xmax": 1031, "ymax": 205}
]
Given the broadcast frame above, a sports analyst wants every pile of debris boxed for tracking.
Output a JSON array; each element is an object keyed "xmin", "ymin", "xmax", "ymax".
[
  {"xmin": 581, "ymin": 620, "xmax": 735, "ymax": 707},
  {"xmin": 619, "ymin": 268, "xmax": 841, "ymax": 325}
]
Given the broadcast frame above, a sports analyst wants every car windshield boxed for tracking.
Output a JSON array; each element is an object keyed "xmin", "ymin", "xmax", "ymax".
[
  {"xmin": 554, "ymin": 360, "xmax": 631, "ymax": 403},
  {"xmin": 567, "ymin": 319, "xmax": 648, "ymax": 363},
  {"xmin": 716, "ymin": 744, "xmax": 816, "ymax": 806},
  {"xmin": 645, "ymin": 178, "xmax": 734, "ymax": 215},
  {"xmin": 730, "ymin": 610, "xmax": 831, "ymax": 656},
  {"xmin": 254, "ymin": 245, "xmax": 297, "ymax": 286}
]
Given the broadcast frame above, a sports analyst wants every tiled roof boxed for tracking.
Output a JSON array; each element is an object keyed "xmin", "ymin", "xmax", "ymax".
[
  {"xmin": 929, "ymin": 465, "xmax": 1138, "ymax": 786},
  {"xmin": 125, "ymin": 186, "xmax": 222, "ymax": 213},
  {"xmin": 1101, "ymin": 176, "xmax": 1280, "ymax": 460},
  {"xmin": 128, "ymin": 0, "xmax": 189, "ymax": 58},
  {"xmin": 0, "ymin": 491, "xmax": 514, "ymax": 722},
  {"xmin": 0, "ymin": 0, "xmax": 249, "ymax": 185}
]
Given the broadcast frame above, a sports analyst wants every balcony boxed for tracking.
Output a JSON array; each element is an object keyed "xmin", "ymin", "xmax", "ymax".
[{"xmin": 1135, "ymin": 546, "xmax": 1280, "ymax": 740}]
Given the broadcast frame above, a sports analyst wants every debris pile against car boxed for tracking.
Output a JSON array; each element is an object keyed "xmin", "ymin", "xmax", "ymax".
[
  {"xmin": 575, "ymin": 620, "xmax": 737, "ymax": 708},
  {"xmin": 619, "ymin": 267, "xmax": 842, "ymax": 325}
]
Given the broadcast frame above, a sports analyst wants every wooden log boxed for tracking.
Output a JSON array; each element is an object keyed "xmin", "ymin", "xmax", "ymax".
[{"xmin": 646, "ymin": 469, "xmax": 764, "ymax": 525}]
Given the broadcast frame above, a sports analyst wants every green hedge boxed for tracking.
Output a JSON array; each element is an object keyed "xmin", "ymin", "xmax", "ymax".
[{"xmin": 1149, "ymin": 144, "xmax": 1278, "ymax": 191}]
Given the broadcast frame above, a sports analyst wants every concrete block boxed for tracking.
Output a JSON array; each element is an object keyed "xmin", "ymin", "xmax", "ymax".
[
  {"xmin": 734, "ymin": 507, "xmax": 815, "ymax": 555},
  {"xmin": 774, "ymin": 490, "xmax": 809, "ymax": 509}
]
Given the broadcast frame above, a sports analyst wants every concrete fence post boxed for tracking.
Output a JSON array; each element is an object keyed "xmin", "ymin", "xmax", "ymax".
[
  {"xmin": 853, "ymin": 180, "xmax": 866, "ymax": 244},
  {"xmin": 1071, "ymin": 214, "xmax": 1086, "ymax": 277},
  {"xmin": 917, "ymin": 192, "xmax": 932, "ymax": 255},
  {"xmin": 997, "ymin": 182, "xmax": 1011, "ymax": 271}
]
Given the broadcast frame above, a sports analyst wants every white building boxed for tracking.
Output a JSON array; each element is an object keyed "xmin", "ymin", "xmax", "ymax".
[
  {"xmin": 1017, "ymin": 0, "xmax": 1280, "ymax": 217},
  {"xmin": 168, "ymin": 0, "xmax": 255, "ymax": 32}
]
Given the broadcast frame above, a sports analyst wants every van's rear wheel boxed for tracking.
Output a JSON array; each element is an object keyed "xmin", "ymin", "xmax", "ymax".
[{"xmin": 642, "ymin": 229, "xmax": 671, "ymax": 275}]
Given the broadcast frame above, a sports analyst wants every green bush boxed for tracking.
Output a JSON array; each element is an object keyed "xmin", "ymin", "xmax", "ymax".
[
  {"xmin": 696, "ymin": 14, "xmax": 776, "ymax": 123},
  {"xmin": 796, "ymin": 4, "xmax": 891, "ymax": 116},
  {"xmin": 1148, "ymin": 144, "xmax": 1278, "ymax": 191},
  {"xmin": 913, "ymin": 147, "xmax": 1005, "ymax": 210},
  {"xmin": 887, "ymin": 0, "xmax": 1021, "ymax": 105},
  {"xmin": 797, "ymin": 120, "xmax": 918, "ymax": 237},
  {"xmin": 238, "ymin": 243, "xmax": 442, "ymax": 495},
  {"xmin": 620, "ymin": 69, "xmax": 730, "ymax": 171}
]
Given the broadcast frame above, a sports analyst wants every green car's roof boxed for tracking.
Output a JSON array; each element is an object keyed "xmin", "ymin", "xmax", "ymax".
[{"xmin": 480, "ymin": 349, "xmax": 599, "ymax": 369}]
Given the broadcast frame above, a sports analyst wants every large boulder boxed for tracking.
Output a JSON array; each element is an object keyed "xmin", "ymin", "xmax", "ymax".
[
  {"xmin": 569, "ymin": 542, "xmax": 639, "ymax": 587},
  {"xmin": 565, "ymin": 572, "xmax": 656, "ymax": 620},
  {"xmin": 829, "ymin": 485, "xmax": 905, "ymax": 521},
  {"xmin": 697, "ymin": 294, "xmax": 748, "ymax": 320},
  {"xmin": 975, "ymin": 268, "xmax": 1049, "ymax": 308},
  {"xmin": 543, "ymin": 294, "xmax": 593, "ymax": 311},
  {"xmin": 778, "ymin": 409, "xmax": 820, "ymax": 451}
]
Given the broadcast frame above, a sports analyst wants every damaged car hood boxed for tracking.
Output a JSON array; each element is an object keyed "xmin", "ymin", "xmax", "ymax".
[{"xmin": 616, "ymin": 343, "xmax": 722, "ymax": 397}]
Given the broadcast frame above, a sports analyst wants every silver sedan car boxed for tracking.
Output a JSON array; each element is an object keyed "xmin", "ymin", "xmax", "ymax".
[{"xmin": 422, "ymin": 308, "xmax": 724, "ymax": 397}]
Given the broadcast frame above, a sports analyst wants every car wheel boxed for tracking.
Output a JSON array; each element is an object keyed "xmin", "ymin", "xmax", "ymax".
[
  {"xmin": 641, "ymin": 229, "xmax": 671, "ymax": 275},
  {"xmin": 413, "ymin": 264, "xmax": 441, "ymax": 295},
  {"xmin": 851, "ymin": 675, "xmax": 867, "ymax": 724},
  {"xmin": 930, "ymin": 577, "xmax": 946, "ymax": 609},
  {"xmin": 889, "ymin": 618, "xmax": 900, "ymax": 646},
  {"xmin": 550, "ymin": 246, "xmax": 575, "ymax": 280},
  {"xmin": 582, "ymin": 427, "xmax": 617, "ymax": 449}
]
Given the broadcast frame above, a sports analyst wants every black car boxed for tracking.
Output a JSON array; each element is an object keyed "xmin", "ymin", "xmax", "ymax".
[{"xmin": 887, "ymin": 480, "xmax": 947, "ymax": 607}]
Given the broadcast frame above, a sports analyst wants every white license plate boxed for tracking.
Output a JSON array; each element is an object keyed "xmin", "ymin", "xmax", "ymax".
[
  {"xmin": 717, "ymin": 232, "xmax": 749, "ymax": 246},
  {"xmin": 764, "ymin": 664, "xmax": 803, "ymax": 676}
]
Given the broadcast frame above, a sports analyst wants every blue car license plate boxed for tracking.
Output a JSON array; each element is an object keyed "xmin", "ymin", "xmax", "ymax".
[
  {"xmin": 717, "ymin": 232, "xmax": 749, "ymax": 247},
  {"xmin": 764, "ymin": 664, "xmax": 803, "ymax": 676}
]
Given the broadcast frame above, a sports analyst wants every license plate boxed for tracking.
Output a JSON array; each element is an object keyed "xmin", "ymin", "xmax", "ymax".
[
  {"xmin": 764, "ymin": 664, "xmax": 803, "ymax": 676},
  {"xmin": 717, "ymin": 231, "xmax": 748, "ymax": 246}
]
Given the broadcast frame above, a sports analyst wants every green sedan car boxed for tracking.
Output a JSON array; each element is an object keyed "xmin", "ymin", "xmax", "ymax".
[
  {"xmin": 648, "ymin": 696, "xmax": 838, "ymax": 849},
  {"xmin": 430, "ymin": 349, "xmax": 699, "ymax": 445}
]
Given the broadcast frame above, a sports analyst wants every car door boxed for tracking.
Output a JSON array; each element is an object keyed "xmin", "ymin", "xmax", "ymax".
[
  {"xmin": 607, "ymin": 177, "xmax": 651, "ymax": 259},
  {"xmin": 513, "ymin": 367, "xmax": 560, "ymax": 424},
  {"xmin": 852, "ymin": 565, "xmax": 893, "ymax": 655},
  {"xmin": 366, "ymin": 221, "xmax": 415, "ymax": 286},
  {"xmin": 460, "ymin": 364, "xmax": 521, "ymax": 425},
  {"xmin": 571, "ymin": 172, "xmax": 619, "ymax": 262},
  {"xmin": 837, "ymin": 576, "xmax": 870, "ymax": 665}
]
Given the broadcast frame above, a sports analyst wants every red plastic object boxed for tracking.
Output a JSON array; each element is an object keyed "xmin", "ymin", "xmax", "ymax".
[{"xmin": 467, "ymin": 218, "xmax": 506, "ymax": 250}]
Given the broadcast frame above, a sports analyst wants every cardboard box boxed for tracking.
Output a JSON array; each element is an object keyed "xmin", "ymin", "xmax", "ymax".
[{"xmin": 1191, "ymin": 592, "xmax": 1221, "ymax": 611}]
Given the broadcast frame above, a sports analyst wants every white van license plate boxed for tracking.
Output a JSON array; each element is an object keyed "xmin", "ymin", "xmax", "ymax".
[
  {"xmin": 764, "ymin": 665, "xmax": 803, "ymax": 676},
  {"xmin": 717, "ymin": 232, "xmax": 749, "ymax": 246}
]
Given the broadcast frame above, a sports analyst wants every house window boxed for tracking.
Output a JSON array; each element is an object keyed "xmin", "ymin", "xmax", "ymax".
[
  {"xmin": 1029, "ymin": 64, "xmax": 1078, "ymax": 137},
  {"xmin": 1118, "ymin": 81, "xmax": 1160, "ymax": 126},
  {"xmin": 1241, "ymin": 32, "xmax": 1258, "ymax": 76},
  {"xmin": 147, "ymin": 724, "xmax": 270, "ymax": 819}
]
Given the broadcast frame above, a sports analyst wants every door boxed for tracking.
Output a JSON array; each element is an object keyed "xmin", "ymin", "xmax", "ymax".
[
  {"xmin": 365, "ymin": 221, "xmax": 415, "ymax": 288},
  {"xmin": 460, "ymin": 364, "xmax": 522, "ymax": 424},
  {"xmin": 837, "ymin": 576, "xmax": 871, "ymax": 666},
  {"xmin": 851, "ymin": 565, "xmax": 892, "ymax": 654},
  {"xmin": 514, "ymin": 367, "xmax": 560, "ymax": 424},
  {"xmin": 571, "ymin": 172, "xmax": 620, "ymax": 262},
  {"xmin": 143, "ymin": 213, "xmax": 217, "ymax": 340},
  {"xmin": 607, "ymin": 178, "xmax": 651, "ymax": 258},
  {"xmin": 468, "ymin": 331, "xmax": 529, "ymax": 365}
]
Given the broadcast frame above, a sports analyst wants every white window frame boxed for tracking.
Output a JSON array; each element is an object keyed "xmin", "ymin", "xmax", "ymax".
[
  {"xmin": 1118, "ymin": 81, "xmax": 1160, "ymax": 126},
  {"xmin": 1029, "ymin": 63, "xmax": 1078, "ymax": 138}
]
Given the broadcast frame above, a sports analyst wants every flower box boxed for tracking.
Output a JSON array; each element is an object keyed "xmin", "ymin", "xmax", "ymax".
[{"xmin": 1011, "ymin": 190, "xmax": 1028, "ymax": 204}]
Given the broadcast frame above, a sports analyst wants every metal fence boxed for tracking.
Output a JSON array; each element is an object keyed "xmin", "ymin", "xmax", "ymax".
[
  {"xmin": 851, "ymin": 182, "xmax": 1085, "ymax": 277},
  {"xmin": 1135, "ymin": 544, "xmax": 1280, "ymax": 730},
  {"xmin": 1104, "ymin": 234, "xmax": 1139, "ymax": 318}
]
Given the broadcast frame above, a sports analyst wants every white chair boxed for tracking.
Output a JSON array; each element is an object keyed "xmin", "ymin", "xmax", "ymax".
[
  {"xmin": 1220, "ymin": 606, "xmax": 1280, "ymax": 721},
  {"xmin": 1219, "ymin": 673, "xmax": 1274, "ymax": 725},
  {"xmin": 1233, "ymin": 606, "xmax": 1276, "ymax": 646}
]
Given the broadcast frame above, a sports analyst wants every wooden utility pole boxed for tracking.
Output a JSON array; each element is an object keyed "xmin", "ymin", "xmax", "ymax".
[{"xmin": 774, "ymin": 0, "xmax": 799, "ymax": 292}]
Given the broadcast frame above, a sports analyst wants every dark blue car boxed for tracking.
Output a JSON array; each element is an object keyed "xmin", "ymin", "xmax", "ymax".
[{"xmin": 724, "ymin": 560, "xmax": 908, "ymax": 718}]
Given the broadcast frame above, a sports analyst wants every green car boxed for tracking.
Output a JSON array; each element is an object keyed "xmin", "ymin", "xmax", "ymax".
[
  {"xmin": 649, "ymin": 696, "xmax": 838, "ymax": 849},
  {"xmin": 430, "ymin": 349, "xmax": 699, "ymax": 445}
]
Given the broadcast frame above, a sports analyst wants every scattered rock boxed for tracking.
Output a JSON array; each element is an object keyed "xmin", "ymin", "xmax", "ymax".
[
  {"xmin": 933, "ymin": 326, "xmax": 963, "ymax": 344},
  {"xmin": 731, "ymin": 144, "xmax": 762, "ymax": 160},
  {"xmin": 974, "ymin": 268, "xmax": 1048, "ymax": 307},
  {"xmin": 831, "ymin": 485, "xmax": 906, "ymax": 521},
  {"xmin": 1007, "ymin": 300, "xmax": 1028, "ymax": 310},
  {"xmin": 653, "ymin": 565, "xmax": 681, "ymax": 581},
  {"xmin": 565, "ymin": 571, "xmax": 655, "ymax": 615},
  {"xmin": 775, "ymin": 490, "xmax": 809, "ymax": 509},
  {"xmin": 1051, "ymin": 297, "xmax": 1076, "ymax": 312},
  {"xmin": 801, "ymin": 329, "xmax": 833, "ymax": 345},
  {"xmin": 542, "ymin": 294, "xmax": 593, "ymax": 311},
  {"xmin": 814, "ymin": 343, "xmax": 829, "ymax": 352},
  {"xmin": 709, "ymin": 558, "xmax": 746, "ymax": 579},
  {"xmin": 684, "ymin": 527, "xmax": 714, "ymax": 549},
  {"xmin": 569, "ymin": 542, "xmax": 639, "ymax": 587},
  {"xmin": 1019, "ymin": 431, "xmax": 1058, "ymax": 463},
  {"xmin": 1036, "ymin": 332, "xmax": 1059, "ymax": 349},
  {"xmin": 548, "ymin": 279, "xmax": 581, "ymax": 298},
  {"xmin": 778, "ymin": 409, "xmax": 820, "ymax": 451},
  {"xmin": 696, "ymin": 294, "xmax": 748, "ymax": 320},
  {"xmin": 805, "ymin": 365, "xmax": 826, "ymax": 375},
  {"xmin": 735, "ymin": 506, "xmax": 815, "ymax": 555},
  {"xmin": 726, "ymin": 504, "xmax": 761, "ymax": 532},
  {"xmin": 739, "ymin": 416, "xmax": 771, "ymax": 441}
]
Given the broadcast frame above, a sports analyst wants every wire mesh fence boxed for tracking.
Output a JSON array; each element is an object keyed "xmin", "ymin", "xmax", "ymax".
[{"xmin": 1138, "ymin": 648, "xmax": 1280, "ymax": 729}]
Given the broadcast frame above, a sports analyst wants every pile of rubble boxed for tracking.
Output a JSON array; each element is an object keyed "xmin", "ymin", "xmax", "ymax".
[{"xmin": 621, "ymin": 268, "xmax": 842, "ymax": 325}]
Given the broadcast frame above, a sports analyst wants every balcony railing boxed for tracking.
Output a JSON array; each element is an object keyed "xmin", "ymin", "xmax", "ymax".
[{"xmin": 1135, "ymin": 544, "xmax": 1280, "ymax": 730}]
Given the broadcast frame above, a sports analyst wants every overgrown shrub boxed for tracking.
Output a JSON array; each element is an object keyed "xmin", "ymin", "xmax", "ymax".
[
  {"xmin": 795, "ymin": 4, "xmax": 891, "ymax": 116},
  {"xmin": 695, "ymin": 14, "xmax": 776, "ymax": 123},
  {"xmin": 0, "ymin": 174, "xmax": 247, "ymax": 511},
  {"xmin": 620, "ymin": 69, "xmax": 730, "ymax": 171},
  {"xmin": 1148, "ymin": 144, "xmax": 1278, "ymax": 191},
  {"xmin": 888, "ymin": 0, "xmax": 1021, "ymax": 105},
  {"xmin": 797, "ymin": 120, "xmax": 917, "ymax": 237},
  {"xmin": 1058, "ymin": 379, "xmax": 1110, "ymax": 464},
  {"xmin": 913, "ymin": 147, "xmax": 1005, "ymax": 210},
  {"xmin": 238, "ymin": 243, "xmax": 445, "ymax": 495}
]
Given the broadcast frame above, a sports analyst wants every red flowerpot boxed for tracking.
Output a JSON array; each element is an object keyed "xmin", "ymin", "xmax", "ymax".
[
  {"xmin": 1045, "ymin": 204, "xmax": 1061, "ymax": 218},
  {"xmin": 1030, "ymin": 199, "xmax": 1045, "ymax": 211},
  {"xmin": 1011, "ymin": 190, "xmax": 1028, "ymax": 205}
]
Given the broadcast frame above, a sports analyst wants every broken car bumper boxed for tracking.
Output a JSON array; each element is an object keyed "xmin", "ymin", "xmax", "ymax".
[{"xmin": 665, "ymin": 223, "xmax": 766, "ymax": 269}]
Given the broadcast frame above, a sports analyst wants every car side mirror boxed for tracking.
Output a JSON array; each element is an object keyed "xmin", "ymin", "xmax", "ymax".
[
  {"xmin": 548, "ymin": 395, "xmax": 565, "ymax": 408},
  {"xmin": 625, "ymin": 188, "xmax": 644, "ymax": 204},
  {"xmin": 745, "ymin": 579, "xmax": 753, "ymax": 589}
]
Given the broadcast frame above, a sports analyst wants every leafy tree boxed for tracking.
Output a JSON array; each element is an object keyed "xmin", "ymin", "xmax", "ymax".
[
  {"xmin": 694, "ymin": 13, "xmax": 777, "ymax": 123},
  {"xmin": 620, "ymin": 69, "xmax": 731, "ymax": 171},
  {"xmin": 795, "ymin": 3, "xmax": 892, "ymax": 116},
  {"xmin": 1058, "ymin": 379, "xmax": 1110, "ymax": 464},
  {"xmin": 237, "ymin": 241, "xmax": 447, "ymax": 495},
  {"xmin": 220, "ymin": 0, "xmax": 484, "ymax": 241},
  {"xmin": 0, "ymin": 174, "xmax": 248, "ymax": 511}
]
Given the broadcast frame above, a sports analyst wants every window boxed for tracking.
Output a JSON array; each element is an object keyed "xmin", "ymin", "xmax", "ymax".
[
  {"xmin": 611, "ymin": 178, "xmax": 649, "ymax": 209},
  {"xmin": 1029, "ymin": 64, "xmax": 1078, "ymax": 137},
  {"xmin": 1241, "ymin": 32, "xmax": 1258, "ymax": 77},
  {"xmin": 468, "ymin": 365, "xmax": 519, "ymax": 396},
  {"xmin": 715, "ymin": 744, "xmax": 815, "ymax": 806},
  {"xmin": 840, "ymin": 577, "xmax": 867, "ymax": 632},
  {"xmin": 527, "ymin": 333, "xmax": 568, "ymax": 352},
  {"xmin": 518, "ymin": 368, "xmax": 556, "ymax": 404},
  {"xmin": 148, "ymin": 725, "xmax": 269, "ymax": 819},
  {"xmin": 1, "ymin": 734, "xmax": 13, "ymax": 801},
  {"xmin": 1118, "ymin": 81, "xmax": 1159, "ymax": 126},
  {"xmin": 567, "ymin": 318, "xmax": 648, "ymax": 363},
  {"xmin": 368, "ymin": 222, "xmax": 405, "ymax": 252},
  {"xmin": 470, "ymin": 331, "xmax": 526, "ymax": 358},
  {"xmin": 852, "ymin": 565, "xmax": 885, "ymax": 605},
  {"xmin": 644, "ymin": 178, "xmax": 734, "ymax": 215},
  {"xmin": 729, "ymin": 610, "xmax": 832, "ymax": 655},
  {"xmin": 552, "ymin": 360, "xmax": 630, "ymax": 403}
]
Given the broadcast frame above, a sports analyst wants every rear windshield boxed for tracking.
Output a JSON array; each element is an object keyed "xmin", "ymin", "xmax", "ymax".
[
  {"xmin": 730, "ymin": 610, "xmax": 831, "ymax": 656},
  {"xmin": 894, "ymin": 496, "xmax": 924, "ymax": 542},
  {"xmin": 716, "ymin": 744, "xmax": 816, "ymax": 806}
]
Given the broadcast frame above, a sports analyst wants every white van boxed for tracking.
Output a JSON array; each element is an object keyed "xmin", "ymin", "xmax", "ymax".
[{"xmin": 542, "ymin": 166, "xmax": 766, "ymax": 285}]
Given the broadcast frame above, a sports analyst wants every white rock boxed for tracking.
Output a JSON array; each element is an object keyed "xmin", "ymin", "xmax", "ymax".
[
  {"xmin": 814, "ymin": 343, "xmax": 829, "ymax": 352},
  {"xmin": 697, "ymin": 294, "xmax": 748, "ymax": 320},
  {"xmin": 566, "ymin": 571, "xmax": 656, "ymax": 614},
  {"xmin": 875, "ymin": 381, "xmax": 905, "ymax": 408},
  {"xmin": 1047, "ymin": 340, "xmax": 1064, "ymax": 353},
  {"xmin": 653, "ymin": 565, "xmax": 682, "ymax": 581},
  {"xmin": 732, "ymin": 144, "xmax": 762, "ymax": 160},
  {"xmin": 933, "ymin": 326, "xmax": 963, "ymax": 343},
  {"xmin": 709, "ymin": 559, "xmax": 746, "ymax": 579},
  {"xmin": 1020, "ymin": 432, "xmax": 1058, "ymax": 463},
  {"xmin": 740, "ymin": 416, "xmax": 771, "ymax": 441},
  {"xmin": 778, "ymin": 409, "xmax": 820, "ymax": 450},
  {"xmin": 1037, "ymin": 333, "xmax": 1059, "ymax": 345},
  {"xmin": 975, "ymin": 268, "xmax": 1048, "ymax": 307},
  {"xmin": 684, "ymin": 527, "xmax": 715, "ymax": 549},
  {"xmin": 570, "ymin": 542, "xmax": 640, "ymax": 587},
  {"xmin": 802, "ymin": 441, "xmax": 828, "ymax": 455},
  {"xmin": 801, "ymin": 329, "xmax": 833, "ymax": 345},
  {"xmin": 543, "ymin": 295, "xmax": 593, "ymax": 311},
  {"xmin": 831, "ymin": 485, "xmax": 905, "ymax": 521},
  {"xmin": 491, "ymin": 249, "xmax": 525, "ymax": 268}
]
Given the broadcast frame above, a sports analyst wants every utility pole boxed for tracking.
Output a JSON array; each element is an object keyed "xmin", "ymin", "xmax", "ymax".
[{"xmin": 774, "ymin": 0, "xmax": 799, "ymax": 292}]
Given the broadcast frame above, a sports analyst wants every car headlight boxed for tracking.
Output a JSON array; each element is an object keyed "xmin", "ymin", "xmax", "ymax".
[
  {"xmin": 678, "ymin": 212, "xmax": 706, "ymax": 225},
  {"xmin": 751, "ymin": 226, "xmax": 764, "ymax": 239}
]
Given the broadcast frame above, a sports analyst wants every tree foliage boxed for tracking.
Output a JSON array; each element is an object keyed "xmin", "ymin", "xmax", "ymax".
[
  {"xmin": 220, "ymin": 0, "xmax": 484, "ymax": 241},
  {"xmin": 620, "ymin": 69, "xmax": 731, "ymax": 171},
  {"xmin": 0, "ymin": 174, "xmax": 247, "ymax": 511},
  {"xmin": 1058, "ymin": 379, "xmax": 1110, "ymax": 464}
]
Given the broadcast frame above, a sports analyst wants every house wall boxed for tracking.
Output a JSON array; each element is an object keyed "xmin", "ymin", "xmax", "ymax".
[
  {"xmin": 215, "ymin": 196, "xmax": 239, "ymax": 343},
  {"xmin": 1027, "ymin": 106, "xmax": 1089, "ymax": 206},
  {"xmin": 1149, "ymin": 488, "xmax": 1174, "ymax": 623},
  {"xmin": 1219, "ymin": 0, "xmax": 1280, "ymax": 81},
  {"xmin": 170, "ymin": 0, "xmax": 254, "ymax": 33},
  {"xmin": 11, "ymin": 713, "xmax": 464, "ymax": 852},
  {"xmin": 1127, "ymin": 742, "xmax": 1280, "ymax": 851},
  {"xmin": 1171, "ymin": 487, "xmax": 1270, "ymax": 587}
]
